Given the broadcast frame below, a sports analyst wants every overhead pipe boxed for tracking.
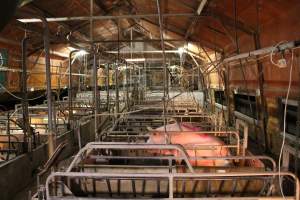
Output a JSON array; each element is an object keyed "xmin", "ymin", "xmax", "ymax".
[
  {"xmin": 17, "ymin": 13, "xmax": 197, "ymax": 23},
  {"xmin": 19, "ymin": 12, "xmax": 56, "ymax": 156},
  {"xmin": 223, "ymin": 40, "xmax": 300, "ymax": 63}
]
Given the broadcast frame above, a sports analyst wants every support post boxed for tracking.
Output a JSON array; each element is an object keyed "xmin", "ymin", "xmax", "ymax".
[
  {"xmin": 68, "ymin": 50, "xmax": 79, "ymax": 129},
  {"xmin": 21, "ymin": 37, "xmax": 31, "ymax": 152},
  {"xmin": 41, "ymin": 17, "xmax": 55, "ymax": 156},
  {"xmin": 115, "ymin": 62, "xmax": 119, "ymax": 114},
  {"xmin": 125, "ymin": 62, "xmax": 129, "ymax": 110},
  {"xmin": 254, "ymin": 33, "xmax": 269, "ymax": 153},
  {"xmin": 93, "ymin": 52, "xmax": 99, "ymax": 139},
  {"xmin": 106, "ymin": 64, "xmax": 110, "ymax": 111},
  {"xmin": 156, "ymin": 0, "xmax": 169, "ymax": 142}
]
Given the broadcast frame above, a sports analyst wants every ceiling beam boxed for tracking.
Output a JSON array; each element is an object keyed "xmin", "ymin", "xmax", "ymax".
[
  {"xmin": 184, "ymin": 0, "xmax": 208, "ymax": 39},
  {"xmin": 17, "ymin": 13, "xmax": 197, "ymax": 23},
  {"xmin": 29, "ymin": 3, "xmax": 90, "ymax": 42},
  {"xmin": 141, "ymin": 18, "xmax": 224, "ymax": 53},
  {"xmin": 203, "ymin": 9, "xmax": 256, "ymax": 35}
]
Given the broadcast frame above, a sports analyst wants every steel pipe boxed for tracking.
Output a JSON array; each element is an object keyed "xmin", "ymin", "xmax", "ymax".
[
  {"xmin": 18, "ymin": 13, "xmax": 197, "ymax": 23},
  {"xmin": 68, "ymin": 50, "xmax": 80, "ymax": 128},
  {"xmin": 46, "ymin": 171, "xmax": 299, "ymax": 200},
  {"xmin": 93, "ymin": 53, "xmax": 99, "ymax": 139},
  {"xmin": 21, "ymin": 37, "xmax": 31, "ymax": 152},
  {"xmin": 66, "ymin": 142, "xmax": 194, "ymax": 173}
]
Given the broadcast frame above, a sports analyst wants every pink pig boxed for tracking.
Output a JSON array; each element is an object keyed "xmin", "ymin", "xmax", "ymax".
[{"xmin": 148, "ymin": 123, "xmax": 231, "ymax": 167}]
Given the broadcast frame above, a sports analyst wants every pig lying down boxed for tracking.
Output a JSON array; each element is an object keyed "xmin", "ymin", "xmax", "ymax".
[{"xmin": 147, "ymin": 122, "xmax": 231, "ymax": 167}]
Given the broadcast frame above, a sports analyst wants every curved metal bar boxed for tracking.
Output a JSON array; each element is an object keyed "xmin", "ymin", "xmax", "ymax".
[
  {"xmin": 66, "ymin": 142, "xmax": 194, "ymax": 173},
  {"xmin": 45, "ymin": 171, "xmax": 299, "ymax": 200},
  {"xmin": 147, "ymin": 130, "xmax": 240, "ymax": 156}
]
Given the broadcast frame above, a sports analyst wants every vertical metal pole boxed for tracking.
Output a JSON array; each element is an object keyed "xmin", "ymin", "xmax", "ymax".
[
  {"xmin": 197, "ymin": 66, "xmax": 201, "ymax": 91},
  {"xmin": 6, "ymin": 113, "xmax": 10, "ymax": 160},
  {"xmin": 21, "ymin": 37, "xmax": 30, "ymax": 153},
  {"xmin": 143, "ymin": 61, "xmax": 146, "ymax": 103},
  {"xmin": 224, "ymin": 65, "xmax": 231, "ymax": 126},
  {"xmin": 58, "ymin": 62, "xmax": 62, "ymax": 100},
  {"xmin": 129, "ymin": 65, "xmax": 132, "ymax": 106},
  {"xmin": 68, "ymin": 50, "xmax": 78, "ymax": 129},
  {"xmin": 41, "ymin": 17, "xmax": 55, "ymax": 156},
  {"xmin": 106, "ymin": 64, "xmax": 110, "ymax": 111},
  {"xmin": 254, "ymin": 33, "xmax": 269, "ymax": 153},
  {"xmin": 90, "ymin": 0, "xmax": 94, "ymax": 42},
  {"xmin": 125, "ymin": 62, "xmax": 129, "ymax": 110},
  {"xmin": 98, "ymin": 58, "xmax": 101, "ymax": 111},
  {"xmin": 192, "ymin": 68, "xmax": 195, "ymax": 90},
  {"xmin": 169, "ymin": 176, "xmax": 173, "ymax": 198},
  {"xmin": 138, "ymin": 67, "xmax": 141, "ymax": 104},
  {"xmin": 115, "ymin": 63, "xmax": 120, "ymax": 114},
  {"xmin": 156, "ymin": 0, "xmax": 168, "ymax": 141},
  {"xmin": 144, "ymin": 61, "xmax": 147, "ymax": 98},
  {"xmin": 116, "ymin": 17, "xmax": 120, "ymax": 114},
  {"xmin": 93, "ymin": 53, "xmax": 99, "ymax": 139},
  {"xmin": 295, "ymin": 56, "xmax": 300, "ymax": 177}
]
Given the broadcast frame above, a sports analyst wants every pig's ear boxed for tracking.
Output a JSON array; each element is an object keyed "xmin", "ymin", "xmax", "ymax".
[{"xmin": 146, "ymin": 126, "xmax": 154, "ymax": 131}]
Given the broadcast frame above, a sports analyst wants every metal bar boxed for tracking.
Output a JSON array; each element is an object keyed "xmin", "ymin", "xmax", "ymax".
[
  {"xmin": 17, "ymin": 13, "xmax": 197, "ymax": 23},
  {"xmin": 241, "ymin": 179, "xmax": 250, "ymax": 196},
  {"xmin": 156, "ymin": 0, "xmax": 168, "ymax": 143},
  {"xmin": 125, "ymin": 62, "xmax": 129, "ymax": 110},
  {"xmin": 0, "ymin": 66, "xmax": 91, "ymax": 76},
  {"xmin": 157, "ymin": 180, "xmax": 161, "ymax": 196},
  {"xmin": 90, "ymin": 0, "xmax": 94, "ymax": 41},
  {"xmin": 6, "ymin": 113, "xmax": 11, "ymax": 160},
  {"xmin": 117, "ymin": 179, "xmax": 121, "ymax": 196},
  {"xmin": 105, "ymin": 179, "xmax": 112, "ymax": 197},
  {"xmin": 21, "ymin": 37, "xmax": 30, "ymax": 153},
  {"xmin": 184, "ymin": 0, "xmax": 207, "ymax": 39},
  {"xmin": 115, "ymin": 63, "xmax": 120, "ymax": 114},
  {"xmin": 218, "ymin": 180, "xmax": 225, "ymax": 193},
  {"xmin": 169, "ymin": 176, "xmax": 173, "ymax": 198},
  {"xmin": 68, "ymin": 50, "xmax": 79, "ymax": 128},
  {"xmin": 253, "ymin": 33, "xmax": 269, "ymax": 153},
  {"xmin": 231, "ymin": 179, "xmax": 238, "ymax": 197},
  {"xmin": 223, "ymin": 40, "xmax": 299, "ymax": 63},
  {"xmin": 181, "ymin": 180, "xmax": 186, "ymax": 197},
  {"xmin": 66, "ymin": 143, "xmax": 195, "ymax": 173},
  {"xmin": 107, "ymin": 49, "xmax": 182, "ymax": 54},
  {"xmin": 46, "ymin": 171, "xmax": 300, "ymax": 200},
  {"xmin": 93, "ymin": 53, "xmax": 99, "ymax": 138},
  {"xmin": 92, "ymin": 171, "xmax": 96, "ymax": 196},
  {"xmin": 142, "ymin": 180, "xmax": 146, "ymax": 196},
  {"xmin": 39, "ymin": 15, "xmax": 55, "ymax": 156},
  {"xmin": 106, "ymin": 64, "xmax": 110, "ymax": 111},
  {"xmin": 92, "ymin": 38, "xmax": 197, "ymax": 43},
  {"xmin": 192, "ymin": 180, "xmax": 199, "ymax": 196},
  {"xmin": 131, "ymin": 180, "xmax": 136, "ymax": 197},
  {"xmin": 206, "ymin": 179, "xmax": 211, "ymax": 197}
]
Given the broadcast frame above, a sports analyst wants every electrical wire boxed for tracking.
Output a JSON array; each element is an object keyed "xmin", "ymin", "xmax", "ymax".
[
  {"xmin": 278, "ymin": 49, "xmax": 294, "ymax": 200},
  {"xmin": 270, "ymin": 41, "xmax": 288, "ymax": 68},
  {"xmin": 0, "ymin": 83, "xmax": 46, "ymax": 101}
]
